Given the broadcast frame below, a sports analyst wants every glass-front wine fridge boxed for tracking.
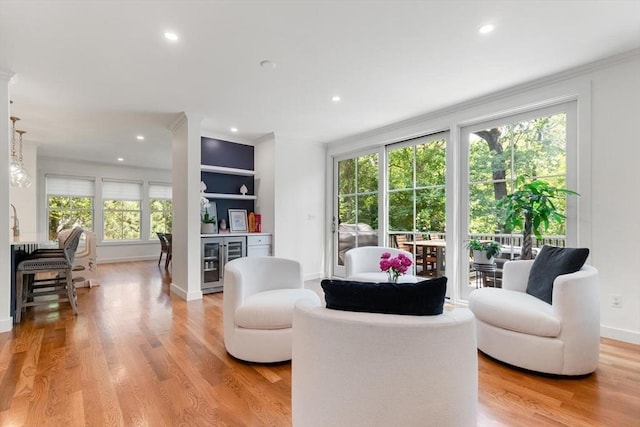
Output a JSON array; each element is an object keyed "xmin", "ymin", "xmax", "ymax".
[{"xmin": 201, "ymin": 236, "xmax": 246, "ymax": 293}]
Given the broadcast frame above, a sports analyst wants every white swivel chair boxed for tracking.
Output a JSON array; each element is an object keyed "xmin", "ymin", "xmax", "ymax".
[
  {"xmin": 345, "ymin": 246, "xmax": 414, "ymax": 282},
  {"xmin": 292, "ymin": 302, "xmax": 477, "ymax": 427},
  {"xmin": 468, "ymin": 260, "xmax": 600, "ymax": 375},
  {"xmin": 223, "ymin": 256, "xmax": 321, "ymax": 363}
]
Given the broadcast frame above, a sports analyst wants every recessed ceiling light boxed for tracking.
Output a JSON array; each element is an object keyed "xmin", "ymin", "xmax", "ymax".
[
  {"xmin": 164, "ymin": 32, "xmax": 179, "ymax": 41},
  {"xmin": 136, "ymin": 135, "xmax": 145, "ymax": 141},
  {"xmin": 230, "ymin": 127, "xmax": 238, "ymax": 133},
  {"xmin": 260, "ymin": 60, "xmax": 276, "ymax": 69},
  {"xmin": 331, "ymin": 95, "xmax": 341, "ymax": 102},
  {"xmin": 479, "ymin": 24, "xmax": 495, "ymax": 34},
  {"xmin": 117, "ymin": 157, "xmax": 124, "ymax": 162}
]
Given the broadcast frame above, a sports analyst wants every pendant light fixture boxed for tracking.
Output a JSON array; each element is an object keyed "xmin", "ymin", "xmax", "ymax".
[
  {"xmin": 9, "ymin": 116, "xmax": 21, "ymax": 177},
  {"xmin": 9, "ymin": 117, "xmax": 32, "ymax": 188}
]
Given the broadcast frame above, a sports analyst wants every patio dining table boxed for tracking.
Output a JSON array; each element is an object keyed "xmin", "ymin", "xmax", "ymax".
[{"xmin": 402, "ymin": 240, "xmax": 446, "ymax": 277}]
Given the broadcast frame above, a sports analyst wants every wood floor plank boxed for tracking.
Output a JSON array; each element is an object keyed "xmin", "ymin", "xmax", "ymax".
[{"xmin": 0, "ymin": 260, "xmax": 637, "ymax": 426}]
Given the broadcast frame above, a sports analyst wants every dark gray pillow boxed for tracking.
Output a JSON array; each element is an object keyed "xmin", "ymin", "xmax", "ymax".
[
  {"xmin": 526, "ymin": 245, "xmax": 589, "ymax": 304},
  {"xmin": 321, "ymin": 277, "xmax": 447, "ymax": 316}
]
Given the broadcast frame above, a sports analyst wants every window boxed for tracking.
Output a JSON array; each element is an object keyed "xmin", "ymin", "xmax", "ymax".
[
  {"xmin": 387, "ymin": 133, "xmax": 447, "ymax": 276},
  {"xmin": 46, "ymin": 176, "xmax": 94, "ymax": 240},
  {"xmin": 102, "ymin": 179, "xmax": 142, "ymax": 240},
  {"xmin": 461, "ymin": 102, "xmax": 575, "ymax": 300},
  {"xmin": 334, "ymin": 153, "xmax": 379, "ymax": 271},
  {"xmin": 387, "ymin": 134, "xmax": 447, "ymax": 237},
  {"xmin": 149, "ymin": 182, "xmax": 173, "ymax": 238}
]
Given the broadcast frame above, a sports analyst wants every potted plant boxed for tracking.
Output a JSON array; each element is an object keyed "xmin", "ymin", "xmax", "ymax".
[
  {"xmin": 497, "ymin": 177, "xmax": 578, "ymax": 260},
  {"xmin": 467, "ymin": 238, "xmax": 501, "ymax": 264},
  {"xmin": 200, "ymin": 196, "xmax": 217, "ymax": 234}
]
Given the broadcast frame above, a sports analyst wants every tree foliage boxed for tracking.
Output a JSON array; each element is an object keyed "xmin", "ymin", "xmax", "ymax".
[
  {"xmin": 469, "ymin": 113, "xmax": 568, "ymax": 236},
  {"xmin": 48, "ymin": 196, "xmax": 93, "ymax": 240},
  {"xmin": 103, "ymin": 199, "xmax": 141, "ymax": 240}
]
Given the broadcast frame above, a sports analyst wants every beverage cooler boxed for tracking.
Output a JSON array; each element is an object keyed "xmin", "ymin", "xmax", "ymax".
[{"xmin": 201, "ymin": 236, "xmax": 246, "ymax": 294}]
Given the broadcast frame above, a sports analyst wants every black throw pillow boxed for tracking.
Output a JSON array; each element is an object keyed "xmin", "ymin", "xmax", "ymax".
[
  {"xmin": 526, "ymin": 245, "xmax": 589, "ymax": 304},
  {"xmin": 321, "ymin": 276, "xmax": 447, "ymax": 316}
]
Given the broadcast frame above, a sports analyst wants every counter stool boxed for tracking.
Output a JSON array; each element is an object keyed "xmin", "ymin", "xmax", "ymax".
[{"xmin": 15, "ymin": 227, "xmax": 83, "ymax": 323}]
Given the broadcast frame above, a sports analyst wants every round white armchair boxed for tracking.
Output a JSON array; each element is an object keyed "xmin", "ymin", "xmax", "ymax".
[
  {"xmin": 223, "ymin": 256, "xmax": 321, "ymax": 363},
  {"xmin": 292, "ymin": 302, "xmax": 478, "ymax": 427}
]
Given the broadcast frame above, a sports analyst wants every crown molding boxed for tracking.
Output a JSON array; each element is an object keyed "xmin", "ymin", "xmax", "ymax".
[{"xmin": 0, "ymin": 70, "xmax": 15, "ymax": 82}]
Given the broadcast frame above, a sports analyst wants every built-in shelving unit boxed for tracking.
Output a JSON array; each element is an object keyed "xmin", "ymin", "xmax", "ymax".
[
  {"xmin": 200, "ymin": 164, "xmax": 255, "ymax": 176},
  {"xmin": 201, "ymin": 192, "xmax": 257, "ymax": 200}
]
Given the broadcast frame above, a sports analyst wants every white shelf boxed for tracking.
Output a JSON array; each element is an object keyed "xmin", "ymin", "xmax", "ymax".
[
  {"xmin": 200, "ymin": 165, "xmax": 255, "ymax": 176},
  {"xmin": 202, "ymin": 192, "xmax": 257, "ymax": 200}
]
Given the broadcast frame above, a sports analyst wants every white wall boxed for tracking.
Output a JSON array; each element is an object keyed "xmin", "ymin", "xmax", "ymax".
[
  {"xmin": 590, "ymin": 57, "xmax": 640, "ymax": 343},
  {"xmin": 254, "ymin": 133, "xmax": 275, "ymax": 236},
  {"xmin": 38, "ymin": 156, "xmax": 172, "ymax": 263},
  {"xmin": 273, "ymin": 134, "xmax": 326, "ymax": 280},
  {"xmin": 170, "ymin": 113, "xmax": 203, "ymax": 301},
  {"xmin": 325, "ymin": 51, "xmax": 640, "ymax": 344}
]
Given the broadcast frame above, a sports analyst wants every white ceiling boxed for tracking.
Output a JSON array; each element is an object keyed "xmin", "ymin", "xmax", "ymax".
[{"xmin": 1, "ymin": 1, "xmax": 639, "ymax": 170}]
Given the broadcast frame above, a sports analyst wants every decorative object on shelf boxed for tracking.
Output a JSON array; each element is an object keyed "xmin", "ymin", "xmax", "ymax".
[
  {"xmin": 200, "ymin": 180, "xmax": 208, "ymax": 193},
  {"xmin": 497, "ymin": 177, "xmax": 578, "ymax": 260},
  {"xmin": 229, "ymin": 209, "xmax": 248, "ymax": 233},
  {"xmin": 466, "ymin": 238, "xmax": 501, "ymax": 264},
  {"xmin": 255, "ymin": 214, "xmax": 262, "ymax": 233},
  {"xmin": 200, "ymin": 197, "xmax": 218, "ymax": 234},
  {"xmin": 240, "ymin": 184, "xmax": 248, "ymax": 195},
  {"xmin": 248, "ymin": 212, "xmax": 256, "ymax": 232},
  {"xmin": 9, "ymin": 116, "xmax": 32, "ymax": 188},
  {"xmin": 379, "ymin": 252, "xmax": 412, "ymax": 283},
  {"xmin": 219, "ymin": 219, "xmax": 229, "ymax": 233}
]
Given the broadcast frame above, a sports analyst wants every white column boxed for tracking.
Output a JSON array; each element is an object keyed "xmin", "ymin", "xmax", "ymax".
[
  {"xmin": 0, "ymin": 71, "xmax": 15, "ymax": 331},
  {"xmin": 170, "ymin": 112, "xmax": 203, "ymax": 300}
]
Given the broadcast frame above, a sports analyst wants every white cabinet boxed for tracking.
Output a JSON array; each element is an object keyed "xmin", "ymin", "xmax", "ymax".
[{"xmin": 247, "ymin": 234, "xmax": 272, "ymax": 257}]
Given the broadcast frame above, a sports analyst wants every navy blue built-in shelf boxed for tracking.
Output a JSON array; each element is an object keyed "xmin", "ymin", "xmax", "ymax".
[{"xmin": 200, "ymin": 137, "xmax": 255, "ymax": 225}]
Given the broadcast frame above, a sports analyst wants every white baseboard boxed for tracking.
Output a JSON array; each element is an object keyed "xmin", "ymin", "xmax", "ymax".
[
  {"xmin": 304, "ymin": 272, "xmax": 326, "ymax": 281},
  {"xmin": 0, "ymin": 317, "xmax": 13, "ymax": 332},
  {"xmin": 601, "ymin": 326, "xmax": 640, "ymax": 345},
  {"xmin": 170, "ymin": 282, "xmax": 203, "ymax": 301},
  {"xmin": 98, "ymin": 255, "xmax": 157, "ymax": 264}
]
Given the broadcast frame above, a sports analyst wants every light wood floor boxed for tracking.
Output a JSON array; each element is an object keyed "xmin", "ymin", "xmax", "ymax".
[{"xmin": 1, "ymin": 261, "xmax": 638, "ymax": 426}]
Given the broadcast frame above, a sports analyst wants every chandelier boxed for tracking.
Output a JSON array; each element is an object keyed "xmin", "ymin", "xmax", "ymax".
[{"xmin": 9, "ymin": 116, "xmax": 32, "ymax": 188}]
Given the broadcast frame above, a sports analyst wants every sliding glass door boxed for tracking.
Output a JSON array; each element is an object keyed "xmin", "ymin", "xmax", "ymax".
[
  {"xmin": 333, "ymin": 152, "xmax": 379, "ymax": 277},
  {"xmin": 387, "ymin": 133, "xmax": 447, "ymax": 277}
]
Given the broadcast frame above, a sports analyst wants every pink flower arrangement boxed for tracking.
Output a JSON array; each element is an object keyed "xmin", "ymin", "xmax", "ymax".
[{"xmin": 379, "ymin": 252, "xmax": 413, "ymax": 283}]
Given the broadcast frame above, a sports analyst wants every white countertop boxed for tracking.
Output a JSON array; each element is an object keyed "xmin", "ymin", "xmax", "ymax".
[{"xmin": 201, "ymin": 232, "xmax": 271, "ymax": 237}]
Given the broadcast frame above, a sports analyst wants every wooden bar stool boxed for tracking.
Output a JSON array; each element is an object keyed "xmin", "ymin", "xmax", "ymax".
[{"xmin": 15, "ymin": 227, "xmax": 83, "ymax": 323}]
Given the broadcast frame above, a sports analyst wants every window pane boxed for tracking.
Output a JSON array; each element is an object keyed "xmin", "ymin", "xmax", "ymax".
[
  {"xmin": 469, "ymin": 183, "xmax": 500, "ymax": 234},
  {"xmin": 338, "ymin": 195, "xmax": 356, "ymax": 224},
  {"xmin": 416, "ymin": 188, "xmax": 445, "ymax": 233},
  {"xmin": 150, "ymin": 199, "xmax": 173, "ymax": 237},
  {"xmin": 357, "ymin": 154, "xmax": 378, "ymax": 193},
  {"xmin": 388, "ymin": 146, "xmax": 413, "ymax": 190},
  {"xmin": 416, "ymin": 139, "xmax": 446, "ymax": 187},
  {"xmin": 47, "ymin": 195, "xmax": 94, "ymax": 240},
  {"xmin": 104, "ymin": 199, "xmax": 141, "ymax": 240},
  {"xmin": 338, "ymin": 159, "xmax": 355, "ymax": 195},
  {"xmin": 388, "ymin": 190, "xmax": 413, "ymax": 232},
  {"xmin": 357, "ymin": 193, "xmax": 378, "ymax": 230}
]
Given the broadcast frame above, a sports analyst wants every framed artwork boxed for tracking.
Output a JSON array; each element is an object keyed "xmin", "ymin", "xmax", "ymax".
[{"xmin": 228, "ymin": 209, "xmax": 248, "ymax": 232}]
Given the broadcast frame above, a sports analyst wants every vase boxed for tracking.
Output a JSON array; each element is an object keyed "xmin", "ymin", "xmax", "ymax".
[{"xmin": 201, "ymin": 223, "xmax": 215, "ymax": 234}]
